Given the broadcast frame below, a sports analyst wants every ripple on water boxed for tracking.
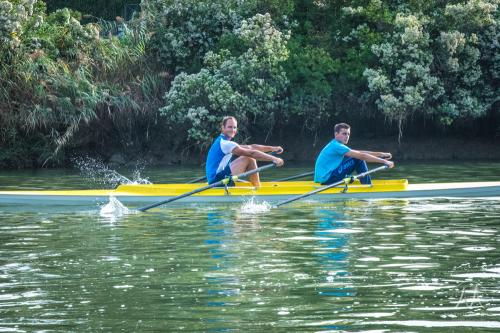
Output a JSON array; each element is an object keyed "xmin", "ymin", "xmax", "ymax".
[
  {"xmin": 340, "ymin": 312, "xmax": 396, "ymax": 318},
  {"xmin": 487, "ymin": 307, "xmax": 500, "ymax": 312},
  {"xmin": 2, "ymin": 182, "xmax": 500, "ymax": 332},
  {"xmin": 462, "ymin": 246, "xmax": 496, "ymax": 252},
  {"xmin": 364, "ymin": 320, "xmax": 500, "ymax": 329},
  {"xmin": 358, "ymin": 257, "xmax": 381, "ymax": 262},
  {"xmin": 399, "ymin": 285, "xmax": 455, "ymax": 291},
  {"xmin": 426, "ymin": 230, "xmax": 496, "ymax": 236},
  {"xmin": 392, "ymin": 256, "xmax": 431, "ymax": 260},
  {"xmin": 452, "ymin": 272, "xmax": 500, "ymax": 278},
  {"xmin": 322, "ymin": 228, "xmax": 364, "ymax": 234},
  {"xmin": 485, "ymin": 267, "xmax": 500, "ymax": 273},
  {"xmin": 412, "ymin": 306, "xmax": 482, "ymax": 311}
]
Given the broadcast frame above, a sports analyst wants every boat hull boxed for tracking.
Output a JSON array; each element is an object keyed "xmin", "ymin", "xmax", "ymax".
[{"xmin": 1, "ymin": 180, "xmax": 499, "ymax": 207}]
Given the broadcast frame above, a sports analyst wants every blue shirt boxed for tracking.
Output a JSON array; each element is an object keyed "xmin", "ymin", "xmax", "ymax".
[
  {"xmin": 314, "ymin": 140, "xmax": 351, "ymax": 183},
  {"xmin": 205, "ymin": 134, "xmax": 238, "ymax": 183}
]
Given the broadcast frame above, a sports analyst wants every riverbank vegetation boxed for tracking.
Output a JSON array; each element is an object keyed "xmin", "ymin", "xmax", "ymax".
[{"xmin": 1, "ymin": 0, "xmax": 498, "ymax": 168}]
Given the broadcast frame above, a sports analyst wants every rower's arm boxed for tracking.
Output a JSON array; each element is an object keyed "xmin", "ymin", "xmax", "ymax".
[
  {"xmin": 240, "ymin": 144, "xmax": 283, "ymax": 154},
  {"xmin": 359, "ymin": 150, "xmax": 392, "ymax": 159},
  {"xmin": 232, "ymin": 146, "xmax": 284, "ymax": 166},
  {"xmin": 346, "ymin": 150, "xmax": 394, "ymax": 168}
]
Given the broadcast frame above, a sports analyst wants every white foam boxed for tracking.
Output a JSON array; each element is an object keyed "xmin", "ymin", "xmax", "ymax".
[
  {"xmin": 240, "ymin": 197, "xmax": 271, "ymax": 214},
  {"xmin": 100, "ymin": 196, "xmax": 131, "ymax": 219}
]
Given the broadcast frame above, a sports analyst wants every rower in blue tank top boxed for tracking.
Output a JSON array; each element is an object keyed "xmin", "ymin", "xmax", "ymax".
[
  {"xmin": 206, "ymin": 116, "xmax": 285, "ymax": 187},
  {"xmin": 314, "ymin": 123, "xmax": 394, "ymax": 185}
]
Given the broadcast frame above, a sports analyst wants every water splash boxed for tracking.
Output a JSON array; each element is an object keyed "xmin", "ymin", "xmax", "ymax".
[
  {"xmin": 240, "ymin": 197, "xmax": 272, "ymax": 214},
  {"xmin": 73, "ymin": 156, "xmax": 151, "ymax": 187},
  {"xmin": 99, "ymin": 196, "xmax": 131, "ymax": 219}
]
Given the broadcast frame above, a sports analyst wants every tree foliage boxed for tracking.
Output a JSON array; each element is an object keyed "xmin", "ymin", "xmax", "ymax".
[
  {"xmin": 45, "ymin": 0, "xmax": 137, "ymax": 21},
  {"xmin": 0, "ymin": 0, "xmax": 165, "ymax": 167},
  {"xmin": 360, "ymin": 0, "xmax": 499, "ymax": 138},
  {"xmin": 1, "ymin": 0, "xmax": 499, "ymax": 167},
  {"xmin": 160, "ymin": 13, "xmax": 290, "ymax": 146}
]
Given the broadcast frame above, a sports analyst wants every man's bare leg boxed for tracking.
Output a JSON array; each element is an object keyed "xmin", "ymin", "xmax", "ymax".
[{"xmin": 230, "ymin": 156, "xmax": 260, "ymax": 186}]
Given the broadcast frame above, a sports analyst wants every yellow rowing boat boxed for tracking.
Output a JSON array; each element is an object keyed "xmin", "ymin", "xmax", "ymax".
[{"xmin": 1, "ymin": 179, "xmax": 499, "ymax": 206}]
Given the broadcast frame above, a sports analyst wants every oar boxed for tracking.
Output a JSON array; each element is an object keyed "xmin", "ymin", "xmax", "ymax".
[
  {"xmin": 137, "ymin": 163, "xmax": 277, "ymax": 212},
  {"xmin": 273, "ymin": 171, "xmax": 313, "ymax": 182},
  {"xmin": 187, "ymin": 175, "xmax": 250, "ymax": 184},
  {"xmin": 187, "ymin": 175, "xmax": 206, "ymax": 183},
  {"xmin": 274, "ymin": 165, "xmax": 388, "ymax": 208}
]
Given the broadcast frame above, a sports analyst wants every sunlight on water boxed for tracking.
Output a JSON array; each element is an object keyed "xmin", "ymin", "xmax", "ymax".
[
  {"xmin": 2, "ymin": 177, "xmax": 500, "ymax": 332},
  {"xmin": 73, "ymin": 156, "xmax": 151, "ymax": 187},
  {"xmin": 365, "ymin": 320, "xmax": 500, "ymax": 329},
  {"xmin": 239, "ymin": 197, "xmax": 272, "ymax": 214}
]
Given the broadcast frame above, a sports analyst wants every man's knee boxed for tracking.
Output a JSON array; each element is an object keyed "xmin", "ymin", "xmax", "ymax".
[{"xmin": 242, "ymin": 156, "xmax": 257, "ymax": 166}]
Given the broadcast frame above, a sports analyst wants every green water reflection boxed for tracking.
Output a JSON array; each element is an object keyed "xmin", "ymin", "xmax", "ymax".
[{"xmin": 1, "ymin": 162, "xmax": 500, "ymax": 332}]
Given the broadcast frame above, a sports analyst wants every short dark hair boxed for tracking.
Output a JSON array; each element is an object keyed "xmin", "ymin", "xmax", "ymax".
[
  {"xmin": 334, "ymin": 123, "xmax": 350, "ymax": 134},
  {"xmin": 222, "ymin": 116, "xmax": 237, "ymax": 127}
]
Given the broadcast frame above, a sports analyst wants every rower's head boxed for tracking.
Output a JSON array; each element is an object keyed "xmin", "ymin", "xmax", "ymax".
[
  {"xmin": 221, "ymin": 116, "xmax": 237, "ymax": 139},
  {"xmin": 334, "ymin": 123, "xmax": 350, "ymax": 144}
]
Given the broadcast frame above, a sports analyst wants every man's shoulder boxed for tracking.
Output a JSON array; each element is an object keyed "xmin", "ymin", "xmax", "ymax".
[
  {"xmin": 321, "ymin": 140, "xmax": 349, "ymax": 154},
  {"xmin": 326, "ymin": 139, "xmax": 346, "ymax": 148},
  {"xmin": 220, "ymin": 138, "xmax": 238, "ymax": 148}
]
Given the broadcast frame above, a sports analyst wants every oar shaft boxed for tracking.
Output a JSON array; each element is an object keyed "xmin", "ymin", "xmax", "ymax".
[
  {"xmin": 187, "ymin": 175, "xmax": 206, "ymax": 184},
  {"xmin": 273, "ymin": 171, "xmax": 314, "ymax": 182},
  {"xmin": 233, "ymin": 162, "xmax": 275, "ymax": 180},
  {"xmin": 138, "ymin": 163, "xmax": 276, "ymax": 212},
  {"xmin": 274, "ymin": 165, "xmax": 388, "ymax": 207},
  {"xmin": 137, "ymin": 183, "xmax": 212, "ymax": 211}
]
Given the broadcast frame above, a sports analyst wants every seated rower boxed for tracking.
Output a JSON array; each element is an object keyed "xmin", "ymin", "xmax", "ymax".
[
  {"xmin": 206, "ymin": 116, "xmax": 284, "ymax": 187},
  {"xmin": 314, "ymin": 123, "xmax": 394, "ymax": 185}
]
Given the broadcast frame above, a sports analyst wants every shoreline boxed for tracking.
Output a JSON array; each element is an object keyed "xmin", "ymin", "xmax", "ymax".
[{"xmin": 150, "ymin": 137, "xmax": 500, "ymax": 167}]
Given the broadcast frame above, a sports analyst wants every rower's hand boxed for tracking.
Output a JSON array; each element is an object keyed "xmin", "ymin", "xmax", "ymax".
[
  {"xmin": 272, "ymin": 146, "xmax": 284, "ymax": 154},
  {"xmin": 273, "ymin": 157, "xmax": 284, "ymax": 167},
  {"xmin": 381, "ymin": 152, "xmax": 392, "ymax": 160},
  {"xmin": 384, "ymin": 160, "xmax": 395, "ymax": 168}
]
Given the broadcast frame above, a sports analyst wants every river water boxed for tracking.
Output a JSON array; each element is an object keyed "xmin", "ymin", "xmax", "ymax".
[{"xmin": 1, "ymin": 162, "xmax": 500, "ymax": 332}]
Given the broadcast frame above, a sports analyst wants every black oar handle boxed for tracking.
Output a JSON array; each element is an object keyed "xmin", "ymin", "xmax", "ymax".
[
  {"xmin": 138, "ymin": 163, "xmax": 277, "ymax": 212},
  {"xmin": 274, "ymin": 165, "xmax": 388, "ymax": 208}
]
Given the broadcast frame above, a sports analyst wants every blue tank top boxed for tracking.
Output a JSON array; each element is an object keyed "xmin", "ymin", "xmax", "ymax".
[{"xmin": 205, "ymin": 134, "xmax": 238, "ymax": 183}]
